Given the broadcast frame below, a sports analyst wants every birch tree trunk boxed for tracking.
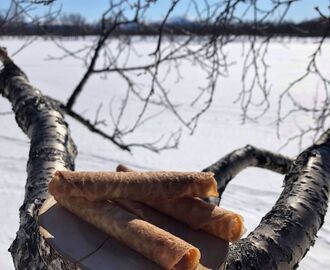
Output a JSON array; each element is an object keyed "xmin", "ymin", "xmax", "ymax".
[
  {"xmin": 0, "ymin": 52, "xmax": 78, "ymax": 269},
  {"xmin": 1, "ymin": 49, "xmax": 330, "ymax": 269}
]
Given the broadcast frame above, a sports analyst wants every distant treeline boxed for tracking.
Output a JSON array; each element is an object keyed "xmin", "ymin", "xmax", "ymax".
[{"xmin": 0, "ymin": 17, "xmax": 328, "ymax": 37}]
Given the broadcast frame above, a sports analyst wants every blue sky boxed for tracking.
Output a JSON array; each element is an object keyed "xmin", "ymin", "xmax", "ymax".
[{"xmin": 0, "ymin": 0, "xmax": 329, "ymax": 22}]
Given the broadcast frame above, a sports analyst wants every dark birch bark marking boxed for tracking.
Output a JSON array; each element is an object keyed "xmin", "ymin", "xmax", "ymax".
[{"xmin": 0, "ymin": 58, "xmax": 78, "ymax": 269}]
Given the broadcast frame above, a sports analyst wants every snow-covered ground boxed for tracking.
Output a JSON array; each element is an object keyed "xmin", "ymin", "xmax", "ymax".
[{"xmin": 0, "ymin": 37, "xmax": 329, "ymax": 269}]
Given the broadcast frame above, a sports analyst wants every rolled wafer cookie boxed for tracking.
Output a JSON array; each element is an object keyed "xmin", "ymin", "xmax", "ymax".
[
  {"xmin": 49, "ymin": 170, "xmax": 218, "ymax": 202},
  {"xmin": 55, "ymin": 196, "xmax": 201, "ymax": 270},
  {"xmin": 116, "ymin": 164, "xmax": 245, "ymax": 242},
  {"xmin": 146, "ymin": 197, "xmax": 245, "ymax": 242}
]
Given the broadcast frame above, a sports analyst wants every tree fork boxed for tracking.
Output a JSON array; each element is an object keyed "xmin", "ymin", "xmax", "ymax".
[
  {"xmin": 1, "ymin": 47, "xmax": 330, "ymax": 269},
  {"xmin": 204, "ymin": 144, "xmax": 330, "ymax": 269}
]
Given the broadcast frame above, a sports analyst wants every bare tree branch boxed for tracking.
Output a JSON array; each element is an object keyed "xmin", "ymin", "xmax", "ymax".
[
  {"xmin": 66, "ymin": 0, "xmax": 143, "ymax": 110},
  {"xmin": 48, "ymin": 97, "xmax": 180, "ymax": 153},
  {"xmin": 224, "ymin": 129, "xmax": 330, "ymax": 269},
  {"xmin": 276, "ymin": 24, "xmax": 330, "ymax": 149},
  {"xmin": 203, "ymin": 144, "xmax": 293, "ymax": 199}
]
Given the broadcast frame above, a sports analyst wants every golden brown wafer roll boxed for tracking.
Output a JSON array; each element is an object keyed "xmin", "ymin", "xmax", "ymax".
[
  {"xmin": 146, "ymin": 197, "xmax": 245, "ymax": 242},
  {"xmin": 49, "ymin": 170, "xmax": 218, "ymax": 201},
  {"xmin": 55, "ymin": 196, "xmax": 200, "ymax": 270},
  {"xmin": 116, "ymin": 164, "xmax": 244, "ymax": 242},
  {"xmin": 116, "ymin": 199, "xmax": 227, "ymax": 269}
]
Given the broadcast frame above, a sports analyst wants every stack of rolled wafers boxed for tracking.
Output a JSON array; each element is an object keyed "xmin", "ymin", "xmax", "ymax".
[{"xmin": 48, "ymin": 165, "xmax": 245, "ymax": 270}]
